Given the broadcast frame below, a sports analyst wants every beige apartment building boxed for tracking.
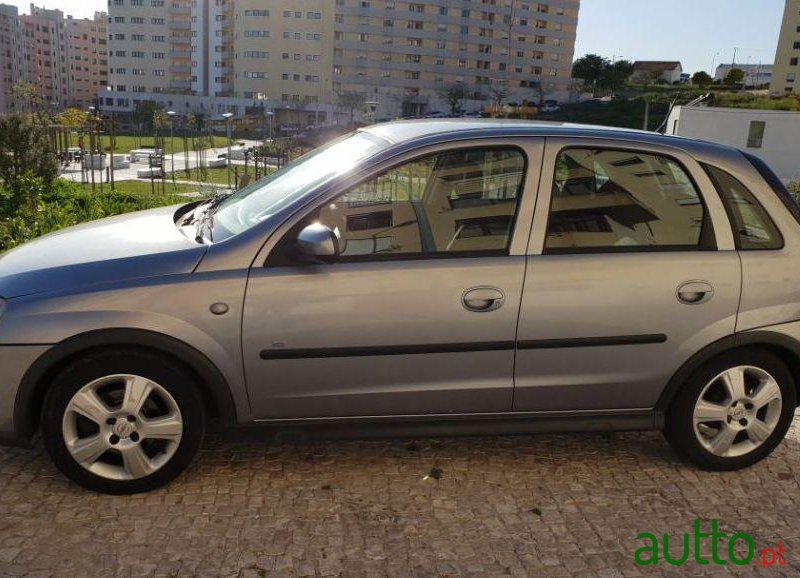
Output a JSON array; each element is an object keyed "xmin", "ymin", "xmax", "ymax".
[
  {"xmin": 771, "ymin": 0, "xmax": 800, "ymax": 95},
  {"xmin": 0, "ymin": 4, "xmax": 108, "ymax": 113},
  {"xmin": 332, "ymin": 0, "xmax": 579, "ymax": 119},
  {"xmin": 105, "ymin": 0, "xmax": 579, "ymax": 123}
]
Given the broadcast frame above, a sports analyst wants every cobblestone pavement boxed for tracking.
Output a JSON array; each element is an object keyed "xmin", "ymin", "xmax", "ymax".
[{"xmin": 2, "ymin": 415, "xmax": 800, "ymax": 577}]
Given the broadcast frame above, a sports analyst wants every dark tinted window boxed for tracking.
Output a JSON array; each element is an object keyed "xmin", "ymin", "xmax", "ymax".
[
  {"xmin": 545, "ymin": 149, "xmax": 710, "ymax": 252},
  {"xmin": 704, "ymin": 164, "xmax": 782, "ymax": 250}
]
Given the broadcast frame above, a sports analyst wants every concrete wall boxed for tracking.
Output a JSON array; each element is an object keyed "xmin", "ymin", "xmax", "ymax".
[{"xmin": 666, "ymin": 106, "xmax": 800, "ymax": 181}]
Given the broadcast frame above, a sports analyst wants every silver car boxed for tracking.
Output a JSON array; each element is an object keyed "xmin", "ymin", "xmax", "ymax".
[{"xmin": 1, "ymin": 120, "xmax": 798, "ymax": 494}]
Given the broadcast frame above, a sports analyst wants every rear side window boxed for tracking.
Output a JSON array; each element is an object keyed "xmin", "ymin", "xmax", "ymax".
[
  {"xmin": 703, "ymin": 164, "xmax": 782, "ymax": 250},
  {"xmin": 544, "ymin": 148, "xmax": 713, "ymax": 252}
]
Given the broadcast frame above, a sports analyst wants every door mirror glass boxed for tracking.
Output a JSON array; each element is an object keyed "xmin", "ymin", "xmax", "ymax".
[{"xmin": 296, "ymin": 223, "xmax": 340, "ymax": 257}]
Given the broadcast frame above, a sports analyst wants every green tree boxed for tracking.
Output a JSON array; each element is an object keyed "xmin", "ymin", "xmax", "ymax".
[
  {"xmin": 572, "ymin": 54, "xmax": 609, "ymax": 89},
  {"xmin": 56, "ymin": 108, "xmax": 89, "ymax": 128},
  {"xmin": 0, "ymin": 113, "xmax": 58, "ymax": 213},
  {"xmin": 724, "ymin": 68, "xmax": 745, "ymax": 86},
  {"xmin": 692, "ymin": 71, "xmax": 713, "ymax": 88},
  {"xmin": 438, "ymin": 82, "xmax": 468, "ymax": 115},
  {"xmin": 131, "ymin": 100, "xmax": 161, "ymax": 130},
  {"xmin": 337, "ymin": 91, "xmax": 365, "ymax": 124},
  {"xmin": 7, "ymin": 82, "xmax": 46, "ymax": 114}
]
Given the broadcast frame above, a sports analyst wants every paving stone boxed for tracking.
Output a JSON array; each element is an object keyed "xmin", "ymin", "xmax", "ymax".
[{"xmin": 1, "ymin": 414, "xmax": 800, "ymax": 576}]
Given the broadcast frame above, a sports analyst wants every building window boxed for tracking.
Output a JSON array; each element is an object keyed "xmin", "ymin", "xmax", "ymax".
[{"xmin": 746, "ymin": 121, "xmax": 766, "ymax": 149}]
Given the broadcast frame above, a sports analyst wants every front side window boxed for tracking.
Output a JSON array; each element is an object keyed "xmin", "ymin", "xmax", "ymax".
[
  {"xmin": 280, "ymin": 148, "xmax": 526, "ymax": 261},
  {"xmin": 544, "ymin": 148, "xmax": 710, "ymax": 252}
]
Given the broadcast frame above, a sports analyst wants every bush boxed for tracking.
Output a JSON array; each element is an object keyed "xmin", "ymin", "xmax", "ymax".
[
  {"xmin": 0, "ymin": 177, "xmax": 183, "ymax": 253},
  {"xmin": 788, "ymin": 181, "xmax": 800, "ymax": 205}
]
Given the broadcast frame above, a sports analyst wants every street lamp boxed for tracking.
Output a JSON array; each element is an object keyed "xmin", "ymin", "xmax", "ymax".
[
  {"xmin": 222, "ymin": 111, "xmax": 234, "ymax": 188},
  {"xmin": 365, "ymin": 101, "xmax": 379, "ymax": 124},
  {"xmin": 167, "ymin": 110, "xmax": 176, "ymax": 185}
]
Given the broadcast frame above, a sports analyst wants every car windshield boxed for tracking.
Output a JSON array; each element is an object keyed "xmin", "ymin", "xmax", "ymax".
[{"xmin": 212, "ymin": 131, "xmax": 389, "ymax": 241}]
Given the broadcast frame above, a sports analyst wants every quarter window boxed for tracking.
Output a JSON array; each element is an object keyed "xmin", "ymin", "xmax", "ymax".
[
  {"xmin": 544, "ymin": 149, "xmax": 710, "ymax": 252},
  {"xmin": 703, "ymin": 164, "xmax": 782, "ymax": 250},
  {"xmin": 303, "ymin": 149, "xmax": 526, "ymax": 259}
]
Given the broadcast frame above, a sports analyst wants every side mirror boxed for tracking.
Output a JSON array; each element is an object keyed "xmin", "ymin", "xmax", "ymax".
[{"xmin": 296, "ymin": 223, "xmax": 340, "ymax": 258}]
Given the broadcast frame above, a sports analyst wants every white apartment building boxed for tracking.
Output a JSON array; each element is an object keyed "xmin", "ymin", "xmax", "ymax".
[{"xmin": 104, "ymin": 0, "xmax": 580, "ymax": 123}]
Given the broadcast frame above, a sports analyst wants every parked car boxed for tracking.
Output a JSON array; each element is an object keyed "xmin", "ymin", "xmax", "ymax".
[
  {"xmin": 540, "ymin": 103, "xmax": 561, "ymax": 113},
  {"xmin": 1, "ymin": 120, "xmax": 799, "ymax": 494}
]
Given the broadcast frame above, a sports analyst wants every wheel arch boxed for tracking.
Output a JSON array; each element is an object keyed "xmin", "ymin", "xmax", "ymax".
[
  {"xmin": 656, "ymin": 330, "xmax": 800, "ymax": 415},
  {"xmin": 13, "ymin": 328, "xmax": 238, "ymax": 443}
]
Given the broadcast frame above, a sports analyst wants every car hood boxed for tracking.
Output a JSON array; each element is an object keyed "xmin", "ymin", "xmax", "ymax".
[{"xmin": 0, "ymin": 205, "xmax": 206, "ymax": 298}]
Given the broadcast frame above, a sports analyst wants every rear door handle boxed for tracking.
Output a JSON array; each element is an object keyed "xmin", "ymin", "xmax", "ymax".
[
  {"xmin": 677, "ymin": 281, "xmax": 714, "ymax": 305},
  {"xmin": 462, "ymin": 287, "xmax": 505, "ymax": 312}
]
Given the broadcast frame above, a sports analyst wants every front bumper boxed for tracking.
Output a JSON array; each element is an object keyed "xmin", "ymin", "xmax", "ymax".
[{"xmin": 0, "ymin": 345, "xmax": 51, "ymax": 446}]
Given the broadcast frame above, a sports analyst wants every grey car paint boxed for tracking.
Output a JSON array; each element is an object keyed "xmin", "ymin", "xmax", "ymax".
[
  {"xmin": 1, "ymin": 120, "xmax": 799, "ymax": 446},
  {"xmin": 0, "ymin": 206, "xmax": 206, "ymax": 299}
]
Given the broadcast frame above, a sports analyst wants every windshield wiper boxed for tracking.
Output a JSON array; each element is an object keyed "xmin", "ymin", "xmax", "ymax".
[{"xmin": 194, "ymin": 191, "xmax": 234, "ymax": 242}]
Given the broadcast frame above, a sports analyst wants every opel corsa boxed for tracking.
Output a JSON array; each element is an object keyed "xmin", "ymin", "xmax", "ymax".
[{"xmin": 1, "ymin": 121, "xmax": 799, "ymax": 494}]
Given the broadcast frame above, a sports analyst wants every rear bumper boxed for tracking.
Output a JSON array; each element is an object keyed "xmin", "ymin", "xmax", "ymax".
[{"xmin": 0, "ymin": 345, "xmax": 51, "ymax": 447}]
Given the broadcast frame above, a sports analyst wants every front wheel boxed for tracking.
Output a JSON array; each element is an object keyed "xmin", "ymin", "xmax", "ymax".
[
  {"xmin": 42, "ymin": 350, "xmax": 205, "ymax": 494},
  {"xmin": 664, "ymin": 349, "xmax": 796, "ymax": 471}
]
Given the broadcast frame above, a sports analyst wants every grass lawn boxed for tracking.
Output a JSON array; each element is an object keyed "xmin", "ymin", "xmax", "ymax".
[
  {"xmin": 95, "ymin": 135, "xmax": 231, "ymax": 155},
  {"xmin": 77, "ymin": 179, "xmax": 205, "ymax": 197},
  {"xmin": 170, "ymin": 165, "xmax": 275, "ymax": 187}
]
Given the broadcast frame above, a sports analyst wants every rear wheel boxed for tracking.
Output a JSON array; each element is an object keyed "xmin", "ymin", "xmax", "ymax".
[
  {"xmin": 665, "ymin": 349, "xmax": 796, "ymax": 470},
  {"xmin": 42, "ymin": 350, "xmax": 205, "ymax": 494}
]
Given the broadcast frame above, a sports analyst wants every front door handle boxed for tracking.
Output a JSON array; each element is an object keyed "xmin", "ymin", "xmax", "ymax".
[
  {"xmin": 677, "ymin": 281, "xmax": 714, "ymax": 305},
  {"xmin": 462, "ymin": 287, "xmax": 505, "ymax": 312}
]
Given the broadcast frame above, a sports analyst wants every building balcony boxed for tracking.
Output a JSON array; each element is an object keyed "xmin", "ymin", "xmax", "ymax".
[
  {"xmin": 170, "ymin": 65, "xmax": 192, "ymax": 74},
  {"xmin": 169, "ymin": 20, "xmax": 191, "ymax": 30},
  {"xmin": 169, "ymin": 35, "xmax": 192, "ymax": 44},
  {"xmin": 170, "ymin": 79, "xmax": 191, "ymax": 90},
  {"xmin": 168, "ymin": 5, "xmax": 191, "ymax": 16},
  {"xmin": 170, "ymin": 50, "xmax": 192, "ymax": 59}
]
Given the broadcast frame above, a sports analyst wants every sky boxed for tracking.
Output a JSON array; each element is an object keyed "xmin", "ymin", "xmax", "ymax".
[
  {"xmin": 3, "ymin": 0, "xmax": 788, "ymax": 75},
  {"xmin": 574, "ymin": 0, "xmax": 786, "ymax": 74}
]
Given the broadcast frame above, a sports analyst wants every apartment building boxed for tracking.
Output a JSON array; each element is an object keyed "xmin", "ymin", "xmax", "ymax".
[
  {"xmin": 771, "ymin": 0, "xmax": 800, "ymax": 95},
  {"xmin": 0, "ymin": 4, "xmax": 108, "ymax": 113},
  {"xmin": 332, "ymin": 0, "xmax": 579, "ymax": 118},
  {"xmin": 0, "ymin": 5, "xmax": 22, "ymax": 113},
  {"xmin": 105, "ymin": 0, "xmax": 579, "ymax": 122},
  {"xmin": 67, "ymin": 12, "xmax": 108, "ymax": 109}
]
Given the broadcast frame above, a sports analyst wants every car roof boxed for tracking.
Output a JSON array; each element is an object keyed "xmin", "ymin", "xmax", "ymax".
[{"xmin": 360, "ymin": 119, "xmax": 735, "ymax": 158}]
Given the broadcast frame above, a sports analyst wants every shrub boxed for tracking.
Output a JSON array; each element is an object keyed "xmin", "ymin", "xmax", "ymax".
[
  {"xmin": 0, "ymin": 177, "xmax": 183, "ymax": 253},
  {"xmin": 788, "ymin": 181, "xmax": 800, "ymax": 205}
]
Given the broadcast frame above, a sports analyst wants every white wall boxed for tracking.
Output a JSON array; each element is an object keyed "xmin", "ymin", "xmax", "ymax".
[{"xmin": 666, "ymin": 106, "xmax": 800, "ymax": 181}]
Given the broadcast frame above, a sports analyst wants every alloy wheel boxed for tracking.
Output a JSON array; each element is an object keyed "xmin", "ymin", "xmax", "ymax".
[
  {"xmin": 692, "ymin": 365, "xmax": 782, "ymax": 458},
  {"xmin": 61, "ymin": 374, "xmax": 183, "ymax": 481}
]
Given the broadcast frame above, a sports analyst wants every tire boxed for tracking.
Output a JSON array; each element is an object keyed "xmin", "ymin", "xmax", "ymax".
[
  {"xmin": 664, "ymin": 348, "xmax": 796, "ymax": 471},
  {"xmin": 42, "ymin": 349, "xmax": 205, "ymax": 494}
]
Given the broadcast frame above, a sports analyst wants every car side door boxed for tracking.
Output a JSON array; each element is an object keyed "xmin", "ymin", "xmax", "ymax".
[
  {"xmin": 514, "ymin": 138, "xmax": 741, "ymax": 413},
  {"xmin": 243, "ymin": 139, "xmax": 543, "ymax": 419}
]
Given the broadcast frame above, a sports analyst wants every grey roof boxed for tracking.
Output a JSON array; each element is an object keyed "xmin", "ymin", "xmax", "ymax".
[{"xmin": 359, "ymin": 118, "xmax": 743, "ymax": 164}]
